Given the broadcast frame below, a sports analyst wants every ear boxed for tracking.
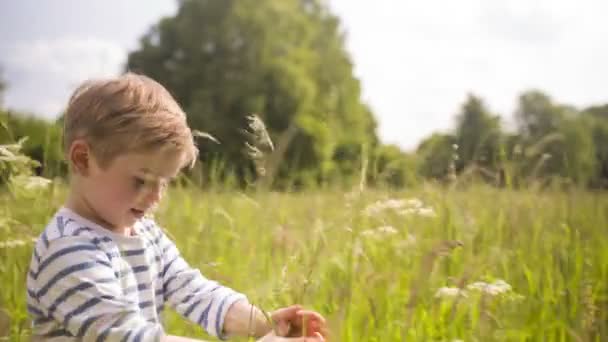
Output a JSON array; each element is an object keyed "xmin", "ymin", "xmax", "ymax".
[{"xmin": 69, "ymin": 139, "xmax": 92, "ymax": 176}]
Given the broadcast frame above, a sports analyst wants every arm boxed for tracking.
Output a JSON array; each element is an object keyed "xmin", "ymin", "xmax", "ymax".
[
  {"xmin": 32, "ymin": 237, "xmax": 163, "ymax": 341},
  {"xmin": 223, "ymin": 298, "xmax": 272, "ymax": 338},
  {"xmin": 157, "ymin": 228, "xmax": 249, "ymax": 339}
]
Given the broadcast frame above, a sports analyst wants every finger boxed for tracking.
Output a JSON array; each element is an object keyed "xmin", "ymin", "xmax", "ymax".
[
  {"xmin": 296, "ymin": 310, "xmax": 326, "ymax": 323},
  {"xmin": 275, "ymin": 320, "xmax": 291, "ymax": 337},
  {"xmin": 306, "ymin": 321, "xmax": 329, "ymax": 339},
  {"xmin": 273, "ymin": 305, "xmax": 304, "ymax": 320}
]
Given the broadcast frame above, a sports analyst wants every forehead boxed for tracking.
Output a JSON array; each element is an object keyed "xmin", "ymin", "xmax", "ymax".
[{"xmin": 112, "ymin": 150, "xmax": 185, "ymax": 179}]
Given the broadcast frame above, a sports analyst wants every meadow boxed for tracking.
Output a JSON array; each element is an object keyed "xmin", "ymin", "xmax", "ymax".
[{"xmin": 1, "ymin": 170, "xmax": 607, "ymax": 340}]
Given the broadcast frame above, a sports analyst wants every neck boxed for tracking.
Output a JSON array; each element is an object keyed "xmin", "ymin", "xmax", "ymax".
[{"xmin": 65, "ymin": 186, "xmax": 131, "ymax": 236}]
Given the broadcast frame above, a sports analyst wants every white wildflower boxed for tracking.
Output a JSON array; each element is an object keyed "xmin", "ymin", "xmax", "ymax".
[
  {"xmin": 397, "ymin": 208, "xmax": 415, "ymax": 216},
  {"xmin": 417, "ymin": 207, "xmax": 437, "ymax": 218},
  {"xmin": 435, "ymin": 286, "xmax": 466, "ymax": 299},
  {"xmin": 467, "ymin": 279, "xmax": 512, "ymax": 296},
  {"xmin": 467, "ymin": 281, "xmax": 488, "ymax": 291},
  {"xmin": 353, "ymin": 240, "xmax": 365, "ymax": 258},
  {"xmin": 364, "ymin": 197, "xmax": 431, "ymax": 217},
  {"xmin": 404, "ymin": 198, "xmax": 423, "ymax": 209},
  {"xmin": 377, "ymin": 225, "xmax": 398, "ymax": 235},
  {"xmin": 361, "ymin": 225, "xmax": 398, "ymax": 239},
  {"xmin": 383, "ymin": 199, "xmax": 407, "ymax": 209},
  {"xmin": 26, "ymin": 176, "xmax": 52, "ymax": 190},
  {"xmin": 0, "ymin": 239, "xmax": 27, "ymax": 249},
  {"xmin": 403, "ymin": 233, "xmax": 417, "ymax": 246},
  {"xmin": 398, "ymin": 206, "xmax": 436, "ymax": 218},
  {"xmin": 360, "ymin": 229, "xmax": 377, "ymax": 238}
]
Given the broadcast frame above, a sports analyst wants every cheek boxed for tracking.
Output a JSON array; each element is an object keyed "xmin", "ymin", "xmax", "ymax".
[{"xmin": 91, "ymin": 176, "xmax": 135, "ymax": 207}]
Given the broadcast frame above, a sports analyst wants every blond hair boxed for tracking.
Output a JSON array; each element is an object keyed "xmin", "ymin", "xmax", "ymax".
[{"xmin": 63, "ymin": 73, "xmax": 198, "ymax": 169}]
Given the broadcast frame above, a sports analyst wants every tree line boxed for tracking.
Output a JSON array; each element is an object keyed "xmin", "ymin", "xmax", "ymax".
[{"xmin": 1, "ymin": 0, "xmax": 607, "ymax": 189}]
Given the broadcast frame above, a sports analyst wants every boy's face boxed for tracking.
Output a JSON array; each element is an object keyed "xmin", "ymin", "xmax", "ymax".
[{"xmin": 79, "ymin": 148, "xmax": 184, "ymax": 232}]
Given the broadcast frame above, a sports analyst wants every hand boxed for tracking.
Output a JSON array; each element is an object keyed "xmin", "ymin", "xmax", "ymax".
[
  {"xmin": 270, "ymin": 305, "xmax": 328, "ymax": 339},
  {"xmin": 258, "ymin": 330, "xmax": 324, "ymax": 342}
]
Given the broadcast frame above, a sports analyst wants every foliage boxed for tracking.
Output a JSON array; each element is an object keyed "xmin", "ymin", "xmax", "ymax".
[{"xmin": 127, "ymin": 0, "xmax": 377, "ymax": 187}]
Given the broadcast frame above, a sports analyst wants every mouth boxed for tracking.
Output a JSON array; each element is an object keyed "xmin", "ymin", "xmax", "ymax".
[{"xmin": 130, "ymin": 208, "xmax": 145, "ymax": 218}]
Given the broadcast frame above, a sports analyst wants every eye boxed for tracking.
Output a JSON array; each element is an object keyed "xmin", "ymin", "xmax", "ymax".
[{"xmin": 133, "ymin": 177, "xmax": 146, "ymax": 190}]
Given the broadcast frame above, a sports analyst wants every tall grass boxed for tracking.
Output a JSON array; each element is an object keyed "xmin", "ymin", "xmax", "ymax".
[
  {"xmin": 0, "ymin": 129, "xmax": 607, "ymax": 340},
  {"xmin": 1, "ymin": 177, "xmax": 607, "ymax": 340}
]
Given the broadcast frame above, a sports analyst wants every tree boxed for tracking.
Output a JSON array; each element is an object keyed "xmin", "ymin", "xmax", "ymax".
[
  {"xmin": 371, "ymin": 144, "xmax": 418, "ymax": 188},
  {"xmin": 0, "ymin": 67, "xmax": 5, "ymax": 108},
  {"xmin": 454, "ymin": 94, "xmax": 502, "ymax": 171},
  {"xmin": 514, "ymin": 91, "xmax": 595, "ymax": 185},
  {"xmin": 515, "ymin": 90, "xmax": 564, "ymax": 140},
  {"xmin": 583, "ymin": 105, "xmax": 608, "ymax": 187},
  {"xmin": 417, "ymin": 133, "xmax": 456, "ymax": 181},
  {"xmin": 127, "ymin": 0, "xmax": 377, "ymax": 187}
]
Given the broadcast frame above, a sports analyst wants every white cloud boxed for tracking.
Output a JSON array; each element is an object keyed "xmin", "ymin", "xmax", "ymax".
[
  {"xmin": 328, "ymin": 0, "xmax": 608, "ymax": 150},
  {"xmin": 6, "ymin": 37, "xmax": 126, "ymax": 83},
  {"xmin": 2, "ymin": 0, "xmax": 607, "ymax": 150},
  {"xmin": 3, "ymin": 37, "xmax": 126, "ymax": 117}
]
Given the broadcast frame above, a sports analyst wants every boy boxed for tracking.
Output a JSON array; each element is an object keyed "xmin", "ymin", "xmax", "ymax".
[{"xmin": 26, "ymin": 73, "xmax": 326, "ymax": 341}]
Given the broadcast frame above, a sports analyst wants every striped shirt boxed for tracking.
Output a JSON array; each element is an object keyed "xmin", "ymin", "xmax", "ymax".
[{"xmin": 26, "ymin": 207, "xmax": 247, "ymax": 341}]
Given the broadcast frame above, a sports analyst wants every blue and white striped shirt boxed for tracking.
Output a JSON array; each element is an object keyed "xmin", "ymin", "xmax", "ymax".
[{"xmin": 26, "ymin": 207, "xmax": 246, "ymax": 341}]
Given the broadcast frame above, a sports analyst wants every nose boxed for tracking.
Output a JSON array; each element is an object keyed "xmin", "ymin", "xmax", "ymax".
[{"xmin": 142, "ymin": 183, "xmax": 163, "ymax": 208}]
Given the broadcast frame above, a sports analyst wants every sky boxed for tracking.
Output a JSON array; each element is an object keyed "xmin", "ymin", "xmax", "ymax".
[{"xmin": 1, "ymin": 0, "xmax": 607, "ymax": 150}]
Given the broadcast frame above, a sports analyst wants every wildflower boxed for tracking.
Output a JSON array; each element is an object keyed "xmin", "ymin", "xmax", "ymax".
[
  {"xmin": 402, "ymin": 233, "xmax": 417, "ymax": 246},
  {"xmin": 416, "ymin": 207, "xmax": 436, "ymax": 218},
  {"xmin": 361, "ymin": 225, "xmax": 398, "ymax": 239},
  {"xmin": 0, "ymin": 239, "xmax": 27, "ymax": 249},
  {"xmin": 435, "ymin": 286, "xmax": 466, "ymax": 299},
  {"xmin": 360, "ymin": 229, "xmax": 377, "ymax": 238},
  {"xmin": 404, "ymin": 198, "xmax": 423, "ymax": 209},
  {"xmin": 11, "ymin": 175, "xmax": 52, "ymax": 191},
  {"xmin": 467, "ymin": 279, "xmax": 512, "ymax": 296},
  {"xmin": 26, "ymin": 176, "xmax": 52, "ymax": 190},
  {"xmin": 377, "ymin": 225, "xmax": 398, "ymax": 235},
  {"xmin": 397, "ymin": 206, "xmax": 436, "ymax": 218},
  {"xmin": 352, "ymin": 240, "xmax": 365, "ymax": 258},
  {"xmin": 364, "ymin": 197, "xmax": 433, "ymax": 217}
]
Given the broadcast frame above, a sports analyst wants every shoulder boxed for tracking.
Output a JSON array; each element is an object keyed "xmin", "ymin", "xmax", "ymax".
[
  {"xmin": 32, "ymin": 211, "xmax": 113, "ymax": 263},
  {"xmin": 138, "ymin": 217, "xmax": 169, "ymax": 243}
]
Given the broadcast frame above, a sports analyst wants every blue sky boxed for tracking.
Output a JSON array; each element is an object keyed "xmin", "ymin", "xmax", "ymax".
[{"xmin": 1, "ymin": 0, "xmax": 607, "ymax": 150}]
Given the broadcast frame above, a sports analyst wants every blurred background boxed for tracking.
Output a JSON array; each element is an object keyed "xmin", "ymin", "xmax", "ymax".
[{"xmin": 1, "ymin": 0, "xmax": 607, "ymax": 188}]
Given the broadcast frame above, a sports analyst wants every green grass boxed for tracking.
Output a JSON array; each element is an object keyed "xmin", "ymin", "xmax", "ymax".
[{"xmin": 1, "ymin": 183, "xmax": 607, "ymax": 341}]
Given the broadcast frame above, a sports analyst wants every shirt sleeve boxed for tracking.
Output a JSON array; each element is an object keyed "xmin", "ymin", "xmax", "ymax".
[
  {"xmin": 31, "ymin": 236, "xmax": 164, "ymax": 341},
  {"xmin": 155, "ymin": 226, "xmax": 247, "ymax": 339}
]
